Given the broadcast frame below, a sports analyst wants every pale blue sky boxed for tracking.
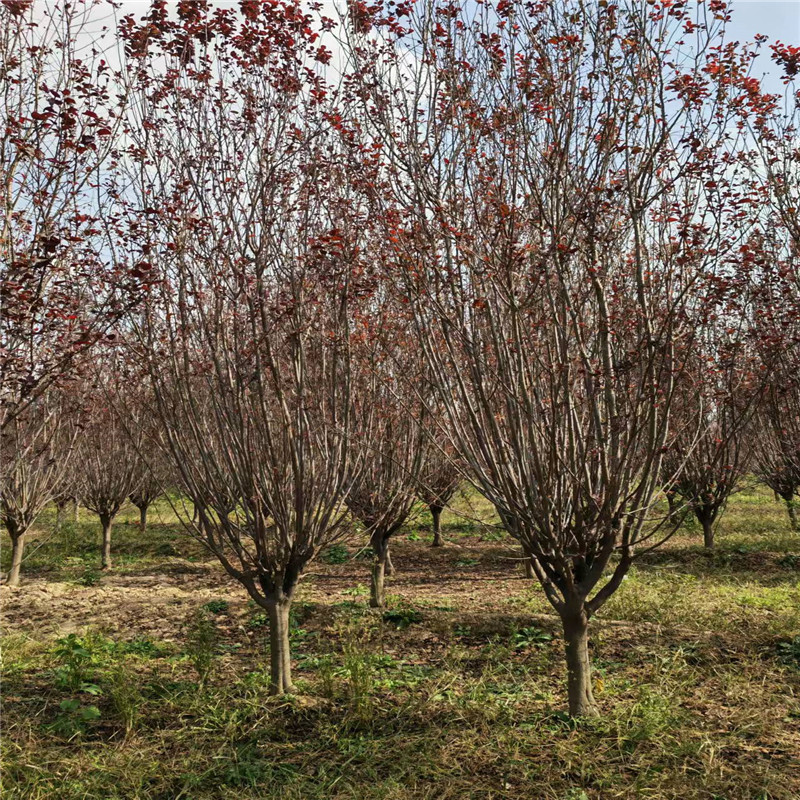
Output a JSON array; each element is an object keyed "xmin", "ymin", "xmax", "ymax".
[{"xmin": 726, "ymin": 1, "xmax": 800, "ymax": 90}]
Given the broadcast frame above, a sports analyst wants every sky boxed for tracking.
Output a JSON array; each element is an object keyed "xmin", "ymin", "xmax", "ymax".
[
  {"xmin": 724, "ymin": 1, "xmax": 800, "ymax": 92},
  {"xmin": 42, "ymin": 0, "xmax": 800, "ymax": 98}
]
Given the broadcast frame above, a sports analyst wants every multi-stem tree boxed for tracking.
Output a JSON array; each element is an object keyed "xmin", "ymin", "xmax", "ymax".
[
  {"xmin": 346, "ymin": 315, "xmax": 429, "ymax": 606},
  {"xmin": 662, "ymin": 335, "xmax": 760, "ymax": 549},
  {"xmin": 417, "ymin": 442, "xmax": 461, "ymax": 548},
  {"xmin": 76, "ymin": 386, "xmax": 140, "ymax": 570},
  {"xmin": 739, "ymin": 46, "xmax": 800, "ymax": 531},
  {"xmin": 1, "ymin": 390, "xmax": 76, "ymax": 586},
  {"xmin": 346, "ymin": 0, "xmax": 760, "ymax": 715},
  {"xmin": 120, "ymin": 0, "xmax": 375, "ymax": 694}
]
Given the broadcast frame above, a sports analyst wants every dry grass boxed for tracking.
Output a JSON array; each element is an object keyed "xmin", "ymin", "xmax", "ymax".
[{"xmin": 2, "ymin": 485, "xmax": 799, "ymax": 799}]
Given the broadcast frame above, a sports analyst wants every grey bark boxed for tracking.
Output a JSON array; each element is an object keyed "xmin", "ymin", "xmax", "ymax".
[
  {"xmin": 561, "ymin": 608, "xmax": 599, "ymax": 717},
  {"xmin": 701, "ymin": 516, "xmax": 714, "ymax": 549},
  {"xmin": 370, "ymin": 533, "xmax": 390, "ymax": 608},
  {"xmin": 266, "ymin": 598, "xmax": 294, "ymax": 695},
  {"xmin": 100, "ymin": 514, "xmax": 113, "ymax": 569},
  {"xmin": 6, "ymin": 533, "xmax": 25, "ymax": 587},
  {"xmin": 137, "ymin": 504, "xmax": 148, "ymax": 533},
  {"xmin": 524, "ymin": 554, "xmax": 534, "ymax": 579},
  {"xmin": 55, "ymin": 501, "xmax": 67, "ymax": 532},
  {"xmin": 782, "ymin": 495, "xmax": 799, "ymax": 531},
  {"xmin": 430, "ymin": 504, "xmax": 443, "ymax": 547}
]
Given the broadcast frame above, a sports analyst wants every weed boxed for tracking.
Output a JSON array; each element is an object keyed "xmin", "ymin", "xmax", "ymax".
[
  {"xmin": 184, "ymin": 609, "xmax": 219, "ymax": 686},
  {"xmin": 509, "ymin": 625, "xmax": 553, "ymax": 650},
  {"xmin": 53, "ymin": 633, "xmax": 99, "ymax": 692},
  {"xmin": 776, "ymin": 635, "xmax": 800, "ymax": 669},
  {"xmin": 321, "ymin": 544, "xmax": 350, "ymax": 564},
  {"xmin": 202, "ymin": 599, "xmax": 229, "ymax": 615},
  {"xmin": 342, "ymin": 584, "xmax": 369, "ymax": 596},
  {"xmin": 49, "ymin": 697, "xmax": 101, "ymax": 738},
  {"xmin": 106, "ymin": 660, "xmax": 142, "ymax": 735}
]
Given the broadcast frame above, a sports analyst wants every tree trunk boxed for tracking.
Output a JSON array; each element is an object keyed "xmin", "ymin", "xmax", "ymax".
[
  {"xmin": 430, "ymin": 504, "xmax": 443, "ymax": 547},
  {"xmin": 784, "ymin": 497, "xmax": 799, "ymax": 532},
  {"xmin": 561, "ymin": 608, "xmax": 599, "ymax": 717},
  {"xmin": 370, "ymin": 533, "xmax": 390, "ymax": 608},
  {"xmin": 666, "ymin": 491, "xmax": 681, "ymax": 526},
  {"xmin": 138, "ymin": 504, "xmax": 148, "ymax": 533},
  {"xmin": 55, "ymin": 502, "xmax": 66, "ymax": 532},
  {"xmin": 71, "ymin": 498, "xmax": 79, "ymax": 523},
  {"xmin": 100, "ymin": 515, "xmax": 113, "ymax": 569},
  {"xmin": 266, "ymin": 597, "xmax": 294, "ymax": 695},
  {"xmin": 701, "ymin": 517, "xmax": 714, "ymax": 549},
  {"xmin": 524, "ymin": 555, "xmax": 534, "ymax": 579},
  {"xmin": 385, "ymin": 544, "xmax": 395, "ymax": 577},
  {"xmin": 6, "ymin": 533, "xmax": 25, "ymax": 588}
]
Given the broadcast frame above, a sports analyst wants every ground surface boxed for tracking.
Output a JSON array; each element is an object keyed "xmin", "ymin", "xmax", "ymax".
[{"xmin": 2, "ymin": 488, "xmax": 800, "ymax": 799}]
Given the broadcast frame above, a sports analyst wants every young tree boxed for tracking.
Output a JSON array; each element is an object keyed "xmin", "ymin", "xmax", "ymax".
[
  {"xmin": 346, "ymin": 0, "xmax": 760, "ymax": 715},
  {"xmin": 129, "ymin": 475, "xmax": 160, "ymax": 534},
  {"xmin": 662, "ymin": 335, "xmax": 760, "ymax": 549},
  {"xmin": 753, "ymin": 379, "xmax": 800, "ymax": 531},
  {"xmin": 120, "ymin": 0, "xmax": 375, "ymax": 694},
  {"xmin": 1, "ymin": 390, "xmax": 76, "ymax": 586},
  {"xmin": 346, "ymin": 322, "xmax": 429, "ymax": 606},
  {"xmin": 417, "ymin": 443, "xmax": 461, "ymax": 548},
  {"xmin": 76, "ymin": 391, "xmax": 140, "ymax": 570}
]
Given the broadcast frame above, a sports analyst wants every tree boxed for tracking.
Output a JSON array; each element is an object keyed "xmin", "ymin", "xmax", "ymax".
[
  {"xmin": 1, "ymin": 389, "xmax": 76, "ymax": 586},
  {"xmin": 417, "ymin": 442, "xmax": 461, "ymax": 548},
  {"xmin": 120, "ymin": 0, "xmax": 376, "ymax": 694},
  {"xmin": 662, "ymin": 333, "xmax": 760, "ymax": 549},
  {"xmin": 735, "ymin": 33, "xmax": 800, "ymax": 528},
  {"xmin": 346, "ymin": 0, "xmax": 760, "ymax": 716},
  {"xmin": 346, "ymin": 315, "xmax": 429, "ymax": 606},
  {"xmin": 76, "ymin": 388, "xmax": 140, "ymax": 570},
  {"xmin": 753, "ymin": 378, "xmax": 800, "ymax": 531}
]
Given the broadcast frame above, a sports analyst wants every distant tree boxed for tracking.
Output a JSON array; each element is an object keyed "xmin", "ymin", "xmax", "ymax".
[
  {"xmin": 663, "ymin": 335, "xmax": 760, "ymax": 549},
  {"xmin": 1, "ymin": 390, "xmax": 77, "ymax": 586},
  {"xmin": 417, "ymin": 443, "xmax": 461, "ymax": 548},
  {"xmin": 753, "ymin": 381, "xmax": 800, "ymax": 531},
  {"xmin": 736, "ymin": 33, "xmax": 800, "ymax": 529},
  {"xmin": 346, "ymin": 318, "xmax": 429, "ymax": 606},
  {"xmin": 76, "ymin": 385, "xmax": 140, "ymax": 570}
]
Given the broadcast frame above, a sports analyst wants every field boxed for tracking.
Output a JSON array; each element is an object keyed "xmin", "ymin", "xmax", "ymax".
[{"xmin": 2, "ymin": 487, "xmax": 800, "ymax": 800}]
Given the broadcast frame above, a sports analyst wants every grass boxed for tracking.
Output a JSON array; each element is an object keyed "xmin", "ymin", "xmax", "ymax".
[{"xmin": 1, "ymin": 487, "xmax": 799, "ymax": 799}]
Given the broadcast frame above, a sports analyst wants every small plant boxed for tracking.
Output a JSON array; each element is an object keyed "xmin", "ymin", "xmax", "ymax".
[
  {"xmin": 50, "ymin": 698, "xmax": 101, "ymax": 738},
  {"xmin": 342, "ymin": 584, "xmax": 369, "ymax": 596},
  {"xmin": 341, "ymin": 629, "xmax": 376, "ymax": 719},
  {"xmin": 778, "ymin": 553, "xmax": 800, "ymax": 570},
  {"xmin": 247, "ymin": 612, "xmax": 269, "ymax": 629},
  {"xmin": 776, "ymin": 636, "xmax": 800, "ymax": 670},
  {"xmin": 510, "ymin": 626, "xmax": 553, "ymax": 650},
  {"xmin": 185, "ymin": 609, "xmax": 219, "ymax": 686},
  {"xmin": 202, "ymin": 599, "xmax": 229, "ymax": 615},
  {"xmin": 76, "ymin": 565, "xmax": 102, "ymax": 587},
  {"xmin": 407, "ymin": 532, "xmax": 421, "ymax": 541},
  {"xmin": 119, "ymin": 636, "xmax": 164, "ymax": 658},
  {"xmin": 53, "ymin": 633, "xmax": 97, "ymax": 692},
  {"xmin": 383, "ymin": 606, "xmax": 423, "ymax": 630},
  {"xmin": 106, "ymin": 661, "xmax": 142, "ymax": 735},
  {"xmin": 455, "ymin": 557, "xmax": 478, "ymax": 567},
  {"xmin": 321, "ymin": 544, "xmax": 350, "ymax": 564}
]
